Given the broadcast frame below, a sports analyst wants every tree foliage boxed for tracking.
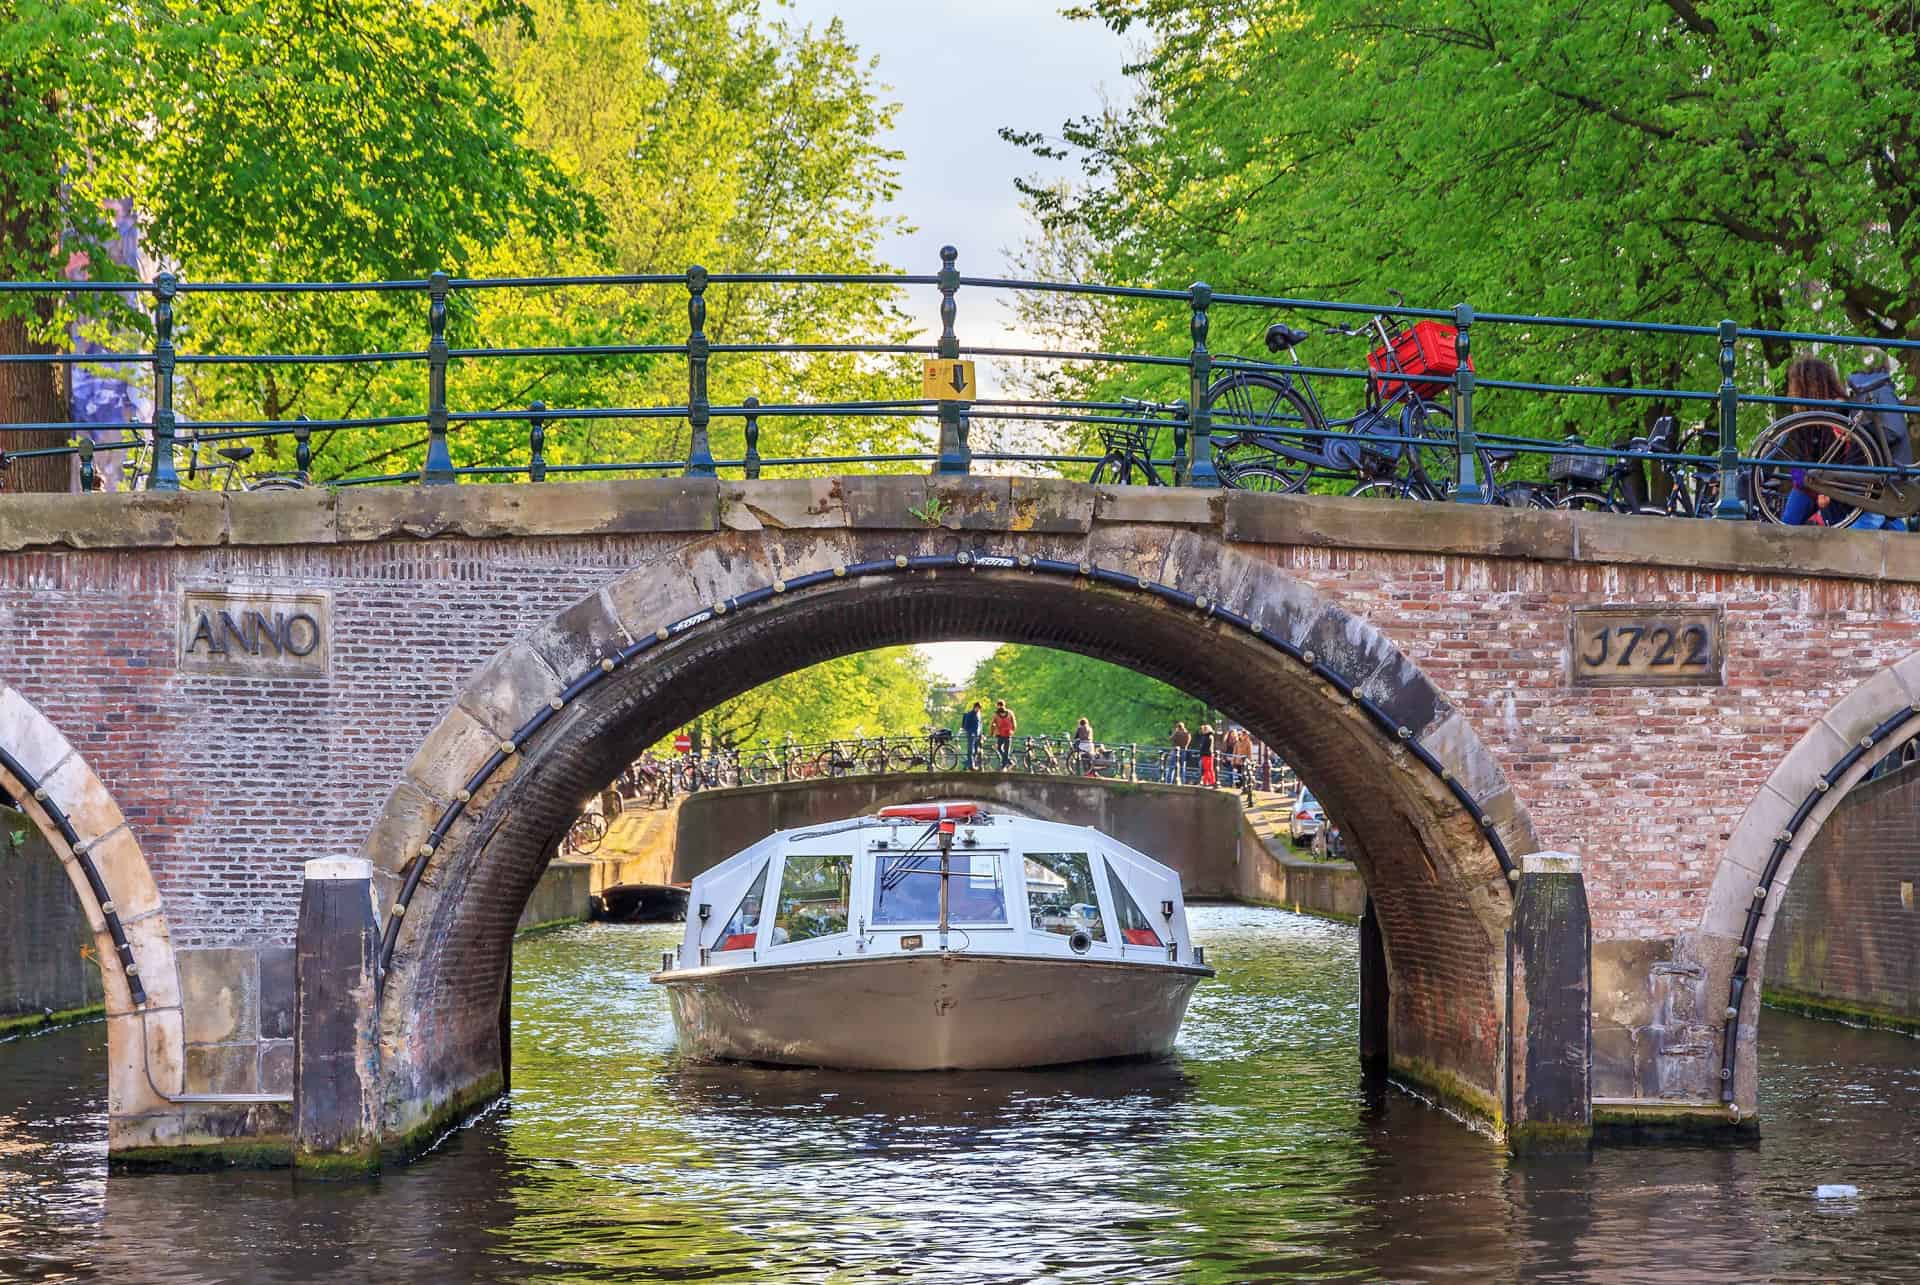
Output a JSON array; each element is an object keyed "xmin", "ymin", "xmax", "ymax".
[
  {"xmin": 961, "ymin": 645, "xmax": 1207, "ymax": 747},
  {"xmin": 2, "ymin": 0, "xmax": 922, "ymax": 488},
  {"xmin": 1012, "ymin": 0, "xmax": 1920, "ymax": 453},
  {"xmin": 683, "ymin": 647, "xmax": 937, "ymax": 752}
]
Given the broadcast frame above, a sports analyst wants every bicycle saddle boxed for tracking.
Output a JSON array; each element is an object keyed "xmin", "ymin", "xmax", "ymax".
[
  {"xmin": 217, "ymin": 446, "xmax": 256, "ymax": 463},
  {"xmin": 1483, "ymin": 447, "xmax": 1518, "ymax": 464},
  {"xmin": 1265, "ymin": 323, "xmax": 1312, "ymax": 353}
]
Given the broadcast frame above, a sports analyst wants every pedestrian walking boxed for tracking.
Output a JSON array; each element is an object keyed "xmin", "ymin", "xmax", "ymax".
[
  {"xmin": 1165, "ymin": 721, "xmax": 1191, "ymax": 783},
  {"xmin": 1196, "ymin": 723, "xmax": 1217, "ymax": 787},
  {"xmin": 961, "ymin": 700, "xmax": 983, "ymax": 770},
  {"xmin": 991, "ymin": 700, "xmax": 1017, "ymax": 769}
]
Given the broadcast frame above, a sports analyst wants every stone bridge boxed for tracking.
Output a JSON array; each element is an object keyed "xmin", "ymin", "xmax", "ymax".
[{"xmin": 3, "ymin": 475, "xmax": 1916, "ymax": 1167}]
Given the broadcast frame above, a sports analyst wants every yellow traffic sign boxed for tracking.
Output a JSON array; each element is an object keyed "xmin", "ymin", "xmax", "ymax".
[{"xmin": 922, "ymin": 358, "xmax": 976, "ymax": 401}]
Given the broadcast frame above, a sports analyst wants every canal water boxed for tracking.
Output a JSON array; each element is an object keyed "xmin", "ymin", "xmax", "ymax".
[{"xmin": 3, "ymin": 906, "xmax": 1918, "ymax": 1282}]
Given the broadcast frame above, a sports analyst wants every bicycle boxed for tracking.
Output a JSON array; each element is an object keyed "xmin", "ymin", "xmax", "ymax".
[
  {"xmin": 563, "ymin": 809, "xmax": 608, "ymax": 856},
  {"xmin": 888, "ymin": 727, "xmax": 961, "ymax": 772},
  {"xmin": 128, "ymin": 431, "xmax": 310, "ymax": 493},
  {"xmin": 1207, "ymin": 297, "xmax": 1484, "ymax": 498},
  {"xmin": 1017, "ymin": 737, "xmax": 1064, "ymax": 775},
  {"xmin": 1087, "ymin": 400, "xmax": 1181, "ymax": 486},
  {"xmin": 1747, "ymin": 372, "xmax": 1913, "ymax": 527}
]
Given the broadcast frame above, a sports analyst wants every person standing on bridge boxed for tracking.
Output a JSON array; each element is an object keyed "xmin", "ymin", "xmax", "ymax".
[
  {"xmin": 961, "ymin": 701, "xmax": 983, "ymax": 770},
  {"xmin": 1195, "ymin": 723, "xmax": 1218, "ymax": 787},
  {"xmin": 1166, "ymin": 721, "xmax": 1191, "ymax": 783},
  {"xmin": 991, "ymin": 700, "xmax": 1017, "ymax": 769}
]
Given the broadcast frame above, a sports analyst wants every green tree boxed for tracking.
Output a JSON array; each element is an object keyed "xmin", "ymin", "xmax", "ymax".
[
  {"xmin": 1011, "ymin": 0, "xmax": 1920, "ymax": 456},
  {"xmin": 0, "ymin": 0, "xmax": 585, "ymax": 489},
  {"xmin": 305, "ymin": 0, "xmax": 923, "ymax": 483},
  {"xmin": 962, "ymin": 645, "xmax": 1206, "ymax": 749},
  {"xmin": 682, "ymin": 646, "xmax": 938, "ymax": 753}
]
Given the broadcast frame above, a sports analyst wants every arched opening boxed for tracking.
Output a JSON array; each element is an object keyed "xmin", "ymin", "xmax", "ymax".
[
  {"xmin": 365, "ymin": 528, "xmax": 1537, "ymax": 1151},
  {"xmin": 1709, "ymin": 653, "xmax": 1920, "ymax": 1113},
  {"xmin": 0, "ymin": 683, "xmax": 186, "ymax": 1150}
]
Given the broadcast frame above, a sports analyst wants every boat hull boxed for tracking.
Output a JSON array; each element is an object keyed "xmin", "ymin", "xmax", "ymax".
[{"xmin": 653, "ymin": 952, "xmax": 1209, "ymax": 1071}]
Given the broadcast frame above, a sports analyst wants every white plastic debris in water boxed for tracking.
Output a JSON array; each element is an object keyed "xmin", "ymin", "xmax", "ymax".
[{"xmin": 1814, "ymin": 1185, "xmax": 1859, "ymax": 1200}]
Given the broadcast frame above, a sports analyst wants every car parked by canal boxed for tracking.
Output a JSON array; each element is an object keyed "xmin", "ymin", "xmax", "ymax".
[{"xmin": 1288, "ymin": 790, "xmax": 1325, "ymax": 845}]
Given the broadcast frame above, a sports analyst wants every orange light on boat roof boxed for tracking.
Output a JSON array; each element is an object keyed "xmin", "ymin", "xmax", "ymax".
[
  {"xmin": 939, "ymin": 820, "xmax": 957, "ymax": 836},
  {"xmin": 877, "ymin": 802, "xmax": 980, "ymax": 821}
]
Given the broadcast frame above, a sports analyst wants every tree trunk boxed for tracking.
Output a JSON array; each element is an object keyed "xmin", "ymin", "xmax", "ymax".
[{"xmin": 0, "ymin": 306, "xmax": 71, "ymax": 494}]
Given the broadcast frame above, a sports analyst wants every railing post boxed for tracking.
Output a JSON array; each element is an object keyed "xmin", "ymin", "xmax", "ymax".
[
  {"xmin": 743, "ymin": 395, "xmax": 761, "ymax": 479},
  {"xmin": 1171, "ymin": 399, "xmax": 1189, "ymax": 486},
  {"xmin": 934, "ymin": 246, "xmax": 971, "ymax": 475},
  {"xmin": 77, "ymin": 436, "xmax": 95, "ymax": 492},
  {"xmin": 1713, "ymin": 319, "xmax": 1747, "ymax": 518},
  {"xmin": 527, "ymin": 401, "xmax": 547, "ymax": 483},
  {"xmin": 421, "ymin": 270, "xmax": 454, "ymax": 485},
  {"xmin": 294, "ymin": 414, "xmax": 312, "ymax": 484},
  {"xmin": 149, "ymin": 273, "xmax": 179, "ymax": 491},
  {"xmin": 1185, "ymin": 284, "xmax": 1219, "ymax": 487},
  {"xmin": 1450, "ymin": 303, "xmax": 1484, "ymax": 503},
  {"xmin": 684, "ymin": 266, "xmax": 715, "ymax": 478}
]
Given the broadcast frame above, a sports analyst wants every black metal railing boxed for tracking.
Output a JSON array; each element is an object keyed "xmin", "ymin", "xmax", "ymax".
[
  {"xmin": 637, "ymin": 733, "xmax": 1281, "ymax": 792},
  {"xmin": 5, "ymin": 251, "xmax": 1920, "ymax": 524}
]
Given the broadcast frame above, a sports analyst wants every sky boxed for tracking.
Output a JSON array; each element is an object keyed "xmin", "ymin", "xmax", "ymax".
[{"xmin": 773, "ymin": 0, "xmax": 1135, "ymax": 683}]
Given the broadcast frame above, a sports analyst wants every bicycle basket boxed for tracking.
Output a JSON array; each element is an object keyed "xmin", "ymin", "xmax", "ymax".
[
  {"xmin": 1368, "ymin": 319, "xmax": 1470, "ymax": 400},
  {"xmin": 1097, "ymin": 421, "xmax": 1157, "ymax": 459},
  {"xmin": 1546, "ymin": 447, "xmax": 1609, "ymax": 484}
]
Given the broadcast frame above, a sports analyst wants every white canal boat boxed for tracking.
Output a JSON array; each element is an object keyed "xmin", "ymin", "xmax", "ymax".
[{"xmin": 651, "ymin": 802, "xmax": 1213, "ymax": 1070}]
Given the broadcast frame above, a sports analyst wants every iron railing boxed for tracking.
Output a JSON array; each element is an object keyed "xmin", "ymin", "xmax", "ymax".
[{"xmin": 5, "ymin": 252, "xmax": 1920, "ymax": 519}]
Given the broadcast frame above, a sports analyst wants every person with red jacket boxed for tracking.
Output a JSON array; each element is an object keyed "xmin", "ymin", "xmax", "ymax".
[{"xmin": 990, "ymin": 700, "xmax": 1017, "ymax": 769}]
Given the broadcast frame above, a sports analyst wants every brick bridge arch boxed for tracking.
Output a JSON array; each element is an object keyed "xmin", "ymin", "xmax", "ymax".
[
  {"xmin": 1704, "ymin": 650, "xmax": 1920, "ymax": 1110},
  {"xmin": 365, "ymin": 523, "xmax": 1540, "ymax": 1149},
  {"xmin": 0, "ymin": 682, "xmax": 187, "ymax": 1143}
]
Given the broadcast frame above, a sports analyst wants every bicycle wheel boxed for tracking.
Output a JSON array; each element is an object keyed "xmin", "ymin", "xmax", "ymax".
[
  {"xmin": 1346, "ymin": 478, "xmax": 1416, "ymax": 501},
  {"xmin": 1749, "ymin": 411, "xmax": 1884, "ymax": 528},
  {"xmin": 933, "ymin": 743, "xmax": 961, "ymax": 771},
  {"xmin": 861, "ymin": 745, "xmax": 891, "ymax": 774},
  {"xmin": 1556, "ymin": 490, "xmax": 1618, "ymax": 513},
  {"xmin": 1219, "ymin": 459, "xmax": 1302, "ymax": 493},
  {"xmin": 1089, "ymin": 452, "xmax": 1139, "ymax": 486},
  {"xmin": 567, "ymin": 812, "xmax": 607, "ymax": 855},
  {"xmin": 887, "ymin": 744, "xmax": 919, "ymax": 771},
  {"xmin": 1399, "ymin": 401, "xmax": 1475, "ymax": 499},
  {"xmin": 744, "ymin": 754, "xmax": 774, "ymax": 785},
  {"xmin": 1207, "ymin": 372, "xmax": 1317, "ymax": 493}
]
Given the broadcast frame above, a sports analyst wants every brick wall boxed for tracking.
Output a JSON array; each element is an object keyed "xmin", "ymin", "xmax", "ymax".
[{"xmin": 1764, "ymin": 759, "xmax": 1920, "ymax": 1028}]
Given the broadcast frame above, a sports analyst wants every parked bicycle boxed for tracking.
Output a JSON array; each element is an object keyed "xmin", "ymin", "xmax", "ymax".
[
  {"xmin": 1208, "ymin": 297, "xmax": 1482, "ymax": 499},
  {"xmin": 889, "ymin": 727, "xmax": 961, "ymax": 771},
  {"xmin": 127, "ymin": 432, "xmax": 310, "ymax": 493}
]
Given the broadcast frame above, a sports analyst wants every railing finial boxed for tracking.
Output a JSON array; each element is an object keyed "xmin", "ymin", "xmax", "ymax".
[
  {"xmin": 421, "ymin": 270, "xmax": 455, "ymax": 485},
  {"xmin": 684, "ymin": 266, "xmax": 716, "ymax": 478}
]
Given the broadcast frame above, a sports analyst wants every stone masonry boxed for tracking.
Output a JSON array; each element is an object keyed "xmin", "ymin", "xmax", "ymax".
[{"xmin": 1, "ymin": 477, "xmax": 1918, "ymax": 1159}]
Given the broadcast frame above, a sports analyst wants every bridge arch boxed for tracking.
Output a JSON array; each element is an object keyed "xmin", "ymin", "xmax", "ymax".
[
  {"xmin": 1708, "ymin": 651, "xmax": 1920, "ymax": 1113},
  {"xmin": 363, "ymin": 525, "xmax": 1539, "ymax": 1149},
  {"xmin": 0, "ymin": 682, "xmax": 187, "ymax": 1140}
]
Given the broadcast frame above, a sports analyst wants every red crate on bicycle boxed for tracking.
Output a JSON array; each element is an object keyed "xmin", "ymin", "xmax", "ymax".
[{"xmin": 1368, "ymin": 319, "xmax": 1470, "ymax": 400}]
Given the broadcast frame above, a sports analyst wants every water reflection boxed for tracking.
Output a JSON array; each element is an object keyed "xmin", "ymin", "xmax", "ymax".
[{"xmin": 1, "ymin": 908, "xmax": 1917, "ymax": 1282}]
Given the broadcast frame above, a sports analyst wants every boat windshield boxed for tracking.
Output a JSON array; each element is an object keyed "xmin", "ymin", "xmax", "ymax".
[
  {"xmin": 872, "ymin": 850, "xmax": 1007, "ymax": 925},
  {"xmin": 772, "ymin": 854, "xmax": 852, "ymax": 944},
  {"xmin": 1107, "ymin": 871, "xmax": 1163, "ymax": 947},
  {"xmin": 714, "ymin": 862, "xmax": 769, "ymax": 952},
  {"xmin": 1022, "ymin": 852, "xmax": 1107, "ymax": 942}
]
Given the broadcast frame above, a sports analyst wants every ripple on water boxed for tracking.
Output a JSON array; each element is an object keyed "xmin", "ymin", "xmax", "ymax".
[{"xmin": 2, "ymin": 907, "xmax": 1919, "ymax": 1282}]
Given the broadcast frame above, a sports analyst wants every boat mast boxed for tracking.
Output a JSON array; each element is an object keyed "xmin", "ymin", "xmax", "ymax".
[{"xmin": 937, "ymin": 819, "xmax": 955, "ymax": 950}]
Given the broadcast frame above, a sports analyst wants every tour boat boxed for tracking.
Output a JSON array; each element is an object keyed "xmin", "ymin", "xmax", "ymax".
[{"xmin": 650, "ymin": 802, "xmax": 1213, "ymax": 1070}]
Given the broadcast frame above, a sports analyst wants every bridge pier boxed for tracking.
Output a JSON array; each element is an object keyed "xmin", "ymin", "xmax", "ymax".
[
  {"xmin": 1358, "ymin": 897, "xmax": 1389, "ymax": 1068},
  {"xmin": 294, "ymin": 858, "xmax": 382, "ymax": 1178},
  {"xmin": 1505, "ymin": 852, "xmax": 1592, "ymax": 1152}
]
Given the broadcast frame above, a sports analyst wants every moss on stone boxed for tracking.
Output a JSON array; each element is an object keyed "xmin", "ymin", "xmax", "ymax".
[
  {"xmin": 110, "ymin": 1137, "xmax": 293, "ymax": 1173},
  {"xmin": 1592, "ymin": 1101, "xmax": 1758, "ymax": 1144},
  {"xmin": 1762, "ymin": 986, "xmax": 1920, "ymax": 1038},
  {"xmin": 380, "ymin": 1070, "xmax": 505, "ymax": 1167},
  {"xmin": 1389, "ymin": 1054, "xmax": 1502, "ymax": 1131},
  {"xmin": 1509, "ymin": 1120, "xmax": 1593, "ymax": 1153},
  {"xmin": 294, "ymin": 1144, "xmax": 384, "ymax": 1181},
  {"xmin": 513, "ymin": 915, "xmax": 586, "ymax": 940},
  {"xmin": 0, "ymin": 1004, "xmax": 105, "ymax": 1038}
]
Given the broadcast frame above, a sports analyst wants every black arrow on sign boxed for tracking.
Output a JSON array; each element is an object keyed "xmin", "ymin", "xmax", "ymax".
[{"xmin": 950, "ymin": 363, "xmax": 968, "ymax": 394}]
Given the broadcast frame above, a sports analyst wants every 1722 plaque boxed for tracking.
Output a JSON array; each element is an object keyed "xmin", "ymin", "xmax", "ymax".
[{"xmin": 1568, "ymin": 606, "xmax": 1723, "ymax": 688}]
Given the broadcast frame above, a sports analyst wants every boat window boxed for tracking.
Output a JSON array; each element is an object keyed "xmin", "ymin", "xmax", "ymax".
[
  {"xmin": 714, "ymin": 862, "xmax": 769, "ymax": 951},
  {"xmin": 1107, "ymin": 868, "xmax": 1163, "ymax": 947},
  {"xmin": 772, "ymin": 854, "xmax": 852, "ymax": 944},
  {"xmin": 1022, "ymin": 852, "xmax": 1107, "ymax": 942},
  {"xmin": 873, "ymin": 851, "xmax": 1007, "ymax": 925}
]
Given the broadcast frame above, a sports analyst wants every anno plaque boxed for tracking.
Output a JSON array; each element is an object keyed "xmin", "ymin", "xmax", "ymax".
[
  {"xmin": 180, "ymin": 587, "xmax": 332, "ymax": 676},
  {"xmin": 1568, "ymin": 605, "xmax": 1723, "ymax": 688}
]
